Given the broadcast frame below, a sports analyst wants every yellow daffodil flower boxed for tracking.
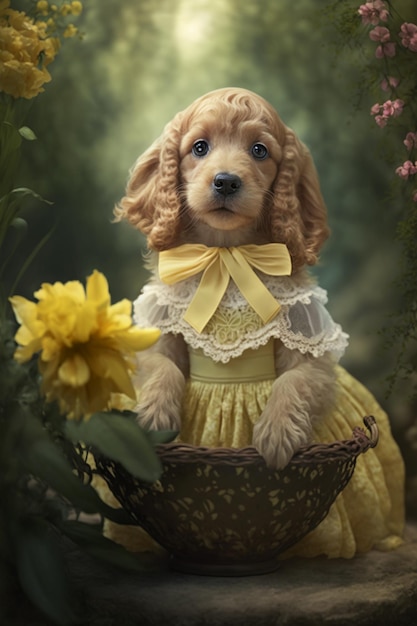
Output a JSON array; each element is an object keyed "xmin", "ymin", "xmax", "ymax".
[{"xmin": 10, "ymin": 270, "xmax": 160, "ymax": 419}]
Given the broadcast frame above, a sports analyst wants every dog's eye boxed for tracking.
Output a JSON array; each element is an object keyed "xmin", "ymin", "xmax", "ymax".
[
  {"xmin": 251, "ymin": 143, "xmax": 269, "ymax": 160},
  {"xmin": 192, "ymin": 140, "xmax": 210, "ymax": 157}
]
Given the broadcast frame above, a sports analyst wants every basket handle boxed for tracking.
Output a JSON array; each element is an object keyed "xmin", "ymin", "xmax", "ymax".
[
  {"xmin": 350, "ymin": 415, "xmax": 379, "ymax": 456},
  {"xmin": 362, "ymin": 415, "xmax": 379, "ymax": 448}
]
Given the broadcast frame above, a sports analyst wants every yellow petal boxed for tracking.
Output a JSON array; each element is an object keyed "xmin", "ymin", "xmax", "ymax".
[
  {"xmin": 41, "ymin": 304, "xmax": 77, "ymax": 346},
  {"xmin": 62, "ymin": 280, "xmax": 86, "ymax": 303},
  {"xmin": 58, "ymin": 353, "xmax": 90, "ymax": 387},
  {"xmin": 40, "ymin": 335, "xmax": 60, "ymax": 361},
  {"xmin": 106, "ymin": 360, "xmax": 136, "ymax": 398},
  {"xmin": 10, "ymin": 296, "xmax": 46, "ymax": 353},
  {"xmin": 14, "ymin": 324, "xmax": 37, "ymax": 347},
  {"xmin": 99, "ymin": 314, "xmax": 132, "ymax": 337},
  {"xmin": 39, "ymin": 356, "xmax": 63, "ymax": 399},
  {"xmin": 108, "ymin": 299, "xmax": 132, "ymax": 318},
  {"xmin": 109, "ymin": 392, "xmax": 138, "ymax": 412},
  {"xmin": 35, "ymin": 280, "xmax": 85, "ymax": 304},
  {"xmin": 72, "ymin": 302, "xmax": 97, "ymax": 342},
  {"xmin": 86, "ymin": 270, "xmax": 110, "ymax": 308},
  {"xmin": 9, "ymin": 296, "xmax": 40, "ymax": 329},
  {"xmin": 35, "ymin": 281, "xmax": 63, "ymax": 301},
  {"xmin": 9, "ymin": 295, "xmax": 29, "ymax": 324},
  {"xmin": 116, "ymin": 326, "xmax": 161, "ymax": 352},
  {"xmin": 13, "ymin": 342, "xmax": 41, "ymax": 363},
  {"xmin": 83, "ymin": 378, "xmax": 118, "ymax": 415},
  {"xmin": 86, "ymin": 348, "xmax": 135, "ymax": 398}
]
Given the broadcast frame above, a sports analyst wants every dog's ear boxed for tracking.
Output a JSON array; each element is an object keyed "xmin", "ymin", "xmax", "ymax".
[
  {"xmin": 114, "ymin": 118, "xmax": 182, "ymax": 250},
  {"xmin": 270, "ymin": 129, "xmax": 329, "ymax": 272}
]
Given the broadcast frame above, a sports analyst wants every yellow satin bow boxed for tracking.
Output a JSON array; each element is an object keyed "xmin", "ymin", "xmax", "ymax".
[{"xmin": 158, "ymin": 243, "xmax": 292, "ymax": 333}]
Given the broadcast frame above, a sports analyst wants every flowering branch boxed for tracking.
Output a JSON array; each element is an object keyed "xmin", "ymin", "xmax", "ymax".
[
  {"xmin": 324, "ymin": 1, "xmax": 417, "ymax": 402},
  {"xmin": 0, "ymin": 0, "xmax": 85, "ymax": 307},
  {"xmin": 0, "ymin": 0, "xmax": 82, "ymax": 100},
  {"xmin": 359, "ymin": 1, "xmax": 417, "ymax": 202},
  {"xmin": 354, "ymin": 0, "xmax": 417, "ymax": 399}
]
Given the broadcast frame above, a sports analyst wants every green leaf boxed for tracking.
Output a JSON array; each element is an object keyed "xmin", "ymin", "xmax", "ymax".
[
  {"xmin": 16, "ymin": 519, "xmax": 76, "ymax": 625},
  {"xmin": 4, "ymin": 186, "xmax": 53, "ymax": 206},
  {"xmin": 18, "ymin": 126, "xmax": 37, "ymax": 141},
  {"xmin": 66, "ymin": 413, "xmax": 162, "ymax": 483},
  {"xmin": 24, "ymin": 438, "xmax": 104, "ymax": 513},
  {"xmin": 146, "ymin": 429, "xmax": 178, "ymax": 445},
  {"xmin": 10, "ymin": 216, "xmax": 28, "ymax": 231},
  {"xmin": 27, "ymin": 444, "xmax": 132, "ymax": 519},
  {"xmin": 17, "ymin": 408, "xmax": 135, "ymax": 521},
  {"xmin": 18, "ymin": 409, "xmax": 105, "ymax": 514},
  {"xmin": 60, "ymin": 520, "xmax": 148, "ymax": 572}
]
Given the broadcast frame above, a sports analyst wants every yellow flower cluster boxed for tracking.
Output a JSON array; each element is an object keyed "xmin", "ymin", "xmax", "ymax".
[
  {"xmin": 36, "ymin": 1, "xmax": 82, "ymax": 37},
  {"xmin": 10, "ymin": 271, "xmax": 160, "ymax": 419},
  {"xmin": 0, "ymin": 0, "xmax": 59, "ymax": 99},
  {"xmin": 36, "ymin": 1, "xmax": 82, "ymax": 16},
  {"xmin": 0, "ymin": 0, "xmax": 83, "ymax": 99}
]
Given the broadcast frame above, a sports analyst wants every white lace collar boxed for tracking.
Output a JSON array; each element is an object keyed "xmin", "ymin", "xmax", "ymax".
[{"xmin": 133, "ymin": 272, "xmax": 349, "ymax": 363}]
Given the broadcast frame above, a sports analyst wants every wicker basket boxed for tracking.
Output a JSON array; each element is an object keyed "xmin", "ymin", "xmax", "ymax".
[{"xmin": 95, "ymin": 416, "xmax": 378, "ymax": 576}]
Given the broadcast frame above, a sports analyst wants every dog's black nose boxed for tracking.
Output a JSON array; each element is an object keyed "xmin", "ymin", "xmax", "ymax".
[{"xmin": 213, "ymin": 172, "xmax": 242, "ymax": 196}]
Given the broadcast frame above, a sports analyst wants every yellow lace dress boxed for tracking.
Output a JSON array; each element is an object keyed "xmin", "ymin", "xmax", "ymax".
[{"xmin": 133, "ymin": 272, "xmax": 405, "ymax": 558}]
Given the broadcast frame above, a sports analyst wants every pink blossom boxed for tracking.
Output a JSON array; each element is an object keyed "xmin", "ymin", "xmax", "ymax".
[
  {"xmin": 382, "ymin": 99, "xmax": 404, "ymax": 117},
  {"xmin": 382, "ymin": 101, "xmax": 394, "ymax": 116},
  {"xmin": 369, "ymin": 25, "xmax": 396, "ymax": 58},
  {"xmin": 399, "ymin": 23, "xmax": 417, "ymax": 52},
  {"xmin": 358, "ymin": 1, "xmax": 389, "ymax": 25},
  {"xmin": 371, "ymin": 99, "xmax": 405, "ymax": 127},
  {"xmin": 393, "ymin": 99, "xmax": 405, "ymax": 116},
  {"xmin": 370, "ymin": 104, "xmax": 387, "ymax": 127},
  {"xmin": 395, "ymin": 160, "xmax": 417, "ymax": 179},
  {"xmin": 404, "ymin": 132, "xmax": 417, "ymax": 151},
  {"xmin": 375, "ymin": 42, "xmax": 396, "ymax": 58},
  {"xmin": 369, "ymin": 26, "xmax": 390, "ymax": 42},
  {"xmin": 381, "ymin": 76, "xmax": 399, "ymax": 91},
  {"xmin": 369, "ymin": 26, "xmax": 391, "ymax": 42},
  {"xmin": 375, "ymin": 115, "xmax": 388, "ymax": 127}
]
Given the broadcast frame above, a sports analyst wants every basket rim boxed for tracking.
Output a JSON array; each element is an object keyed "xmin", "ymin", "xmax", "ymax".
[{"xmin": 150, "ymin": 416, "xmax": 378, "ymax": 466}]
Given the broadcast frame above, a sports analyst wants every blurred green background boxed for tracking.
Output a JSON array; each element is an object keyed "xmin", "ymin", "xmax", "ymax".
[{"xmin": 12, "ymin": 0, "xmax": 416, "ymax": 439}]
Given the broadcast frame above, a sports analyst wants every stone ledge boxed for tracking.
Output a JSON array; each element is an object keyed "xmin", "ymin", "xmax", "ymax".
[
  {"xmin": 68, "ymin": 522, "xmax": 417, "ymax": 626},
  {"xmin": 7, "ymin": 523, "xmax": 417, "ymax": 625}
]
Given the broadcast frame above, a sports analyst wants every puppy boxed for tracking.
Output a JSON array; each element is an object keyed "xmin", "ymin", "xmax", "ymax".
[
  {"xmin": 109, "ymin": 88, "xmax": 405, "ymax": 560},
  {"xmin": 115, "ymin": 87, "xmax": 344, "ymax": 469}
]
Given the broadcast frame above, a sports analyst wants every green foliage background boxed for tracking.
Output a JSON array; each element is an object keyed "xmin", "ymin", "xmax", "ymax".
[{"xmin": 12, "ymin": 0, "xmax": 417, "ymax": 437}]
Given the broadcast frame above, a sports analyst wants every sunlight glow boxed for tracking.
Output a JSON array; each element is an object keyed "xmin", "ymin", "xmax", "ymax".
[{"xmin": 174, "ymin": 0, "xmax": 216, "ymax": 59}]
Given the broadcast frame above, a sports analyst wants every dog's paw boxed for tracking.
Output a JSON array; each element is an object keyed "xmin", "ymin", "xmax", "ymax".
[
  {"xmin": 136, "ymin": 393, "xmax": 182, "ymax": 432},
  {"xmin": 252, "ymin": 406, "xmax": 312, "ymax": 470},
  {"xmin": 135, "ymin": 356, "xmax": 185, "ymax": 432}
]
